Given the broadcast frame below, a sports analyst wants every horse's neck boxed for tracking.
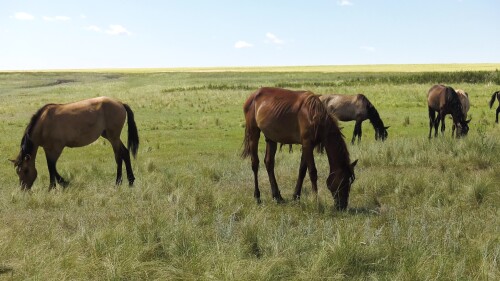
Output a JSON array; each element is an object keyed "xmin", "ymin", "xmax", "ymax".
[
  {"xmin": 367, "ymin": 107, "xmax": 384, "ymax": 130},
  {"xmin": 324, "ymin": 131, "xmax": 349, "ymax": 173}
]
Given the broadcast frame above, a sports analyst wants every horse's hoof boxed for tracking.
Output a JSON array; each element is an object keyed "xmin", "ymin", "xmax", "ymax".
[
  {"xmin": 255, "ymin": 198, "xmax": 262, "ymax": 204},
  {"xmin": 274, "ymin": 196, "xmax": 286, "ymax": 204},
  {"xmin": 293, "ymin": 194, "xmax": 300, "ymax": 201}
]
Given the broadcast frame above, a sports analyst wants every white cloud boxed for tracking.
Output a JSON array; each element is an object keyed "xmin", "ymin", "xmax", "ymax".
[
  {"xmin": 338, "ymin": 0, "xmax": 353, "ymax": 6},
  {"xmin": 234, "ymin": 41, "xmax": 253, "ymax": 49},
  {"xmin": 43, "ymin": 16, "xmax": 71, "ymax": 21},
  {"xmin": 105, "ymin": 25, "xmax": 132, "ymax": 35},
  {"xmin": 266, "ymin": 32, "xmax": 284, "ymax": 45},
  {"xmin": 85, "ymin": 25, "xmax": 102, "ymax": 32},
  {"xmin": 85, "ymin": 24, "xmax": 132, "ymax": 36},
  {"xmin": 12, "ymin": 12, "xmax": 34, "ymax": 20},
  {"xmin": 360, "ymin": 46, "xmax": 376, "ymax": 52},
  {"xmin": 80, "ymin": 14, "xmax": 87, "ymax": 19}
]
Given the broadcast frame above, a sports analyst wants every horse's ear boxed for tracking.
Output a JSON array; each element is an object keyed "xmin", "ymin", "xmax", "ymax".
[
  {"xmin": 384, "ymin": 126, "xmax": 390, "ymax": 130},
  {"xmin": 351, "ymin": 159, "xmax": 358, "ymax": 169},
  {"xmin": 466, "ymin": 118, "xmax": 472, "ymax": 124},
  {"xmin": 8, "ymin": 159, "xmax": 16, "ymax": 164}
]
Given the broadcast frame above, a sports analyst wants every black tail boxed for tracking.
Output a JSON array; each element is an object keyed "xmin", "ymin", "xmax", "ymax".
[
  {"xmin": 489, "ymin": 91, "xmax": 499, "ymax": 109},
  {"xmin": 123, "ymin": 104, "xmax": 139, "ymax": 158}
]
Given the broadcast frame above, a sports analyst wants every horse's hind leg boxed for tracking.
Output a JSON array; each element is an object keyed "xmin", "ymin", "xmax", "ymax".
[
  {"xmin": 110, "ymin": 141, "xmax": 127, "ymax": 186},
  {"xmin": 496, "ymin": 106, "xmax": 500, "ymax": 123},
  {"xmin": 428, "ymin": 108, "xmax": 435, "ymax": 139},
  {"xmin": 264, "ymin": 139, "xmax": 284, "ymax": 203},
  {"xmin": 120, "ymin": 142, "xmax": 135, "ymax": 185},
  {"xmin": 247, "ymin": 127, "xmax": 261, "ymax": 203}
]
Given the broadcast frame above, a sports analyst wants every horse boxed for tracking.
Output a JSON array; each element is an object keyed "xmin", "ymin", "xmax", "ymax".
[
  {"xmin": 489, "ymin": 91, "xmax": 500, "ymax": 123},
  {"xmin": 241, "ymin": 87, "xmax": 357, "ymax": 210},
  {"xmin": 451, "ymin": 89, "xmax": 470, "ymax": 137},
  {"xmin": 427, "ymin": 84, "xmax": 470, "ymax": 139},
  {"xmin": 319, "ymin": 94, "xmax": 389, "ymax": 144},
  {"xmin": 10, "ymin": 96, "xmax": 139, "ymax": 190}
]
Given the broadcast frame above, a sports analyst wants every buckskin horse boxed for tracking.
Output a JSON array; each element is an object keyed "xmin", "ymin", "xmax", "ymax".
[
  {"xmin": 489, "ymin": 90, "xmax": 500, "ymax": 123},
  {"xmin": 10, "ymin": 97, "xmax": 139, "ymax": 190},
  {"xmin": 319, "ymin": 94, "xmax": 389, "ymax": 144},
  {"xmin": 427, "ymin": 84, "xmax": 470, "ymax": 138},
  {"xmin": 241, "ymin": 87, "xmax": 357, "ymax": 210}
]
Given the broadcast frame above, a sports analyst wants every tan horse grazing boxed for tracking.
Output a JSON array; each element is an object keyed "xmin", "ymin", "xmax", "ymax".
[
  {"xmin": 427, "ymin": 84, "xmax": 470, "ymax": 138},
  {"xmin": 319, "ymin": 94, "xmax": 389, "ymax": 144},
  {"xmin": 241, "ymin": 87, "xmax": 357, "ymax": 210},
  {"xmin": 489, "ymin": 91, "xmax": 500, "ymax": 123},
  {"xmin": 452, "ymin": 89, "xmax": 470, "ymax": 137},
  {"xmin": 10, "ymin": 97, "xmax": 139, "ymax": 190}
]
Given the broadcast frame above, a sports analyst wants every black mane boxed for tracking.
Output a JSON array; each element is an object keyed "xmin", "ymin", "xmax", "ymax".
[
  {"xmin": 364, "ymin": 97, "xmax": 386, "ymax": 130},
  {"xmin": 19, "ymin": 104, "xmax": 54, "ymax": 157}
]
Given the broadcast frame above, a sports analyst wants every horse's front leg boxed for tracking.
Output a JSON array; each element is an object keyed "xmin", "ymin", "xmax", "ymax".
[
  {"xmin": 355, "ymin": 121, "xmax": 362, "ymax": 143},
  {"xmin": 264, "ymin": 139, "xmax": 284, "ymax": 203},
  {"xmin": 439, "ymin": 113, "xmax": 446, "ymax": 135},
  {"xmin": 293, "ymin": 153, "xmax": 308, "ymax": 200},
  {"xmin": 302, "ymin": 144, "xmax": 318, "ymax": 196},
  {"xmin": 44, "ymin": 147, "xmax": 65, "ymax": 190},
  {"xmin": 496, "ymin": 106, "xmax": 500, "ymax": 123}
]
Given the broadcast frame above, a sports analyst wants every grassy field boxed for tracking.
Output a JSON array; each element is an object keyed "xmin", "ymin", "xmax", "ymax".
[{"xmin": 0, "ymin": 65, "xmax": 499, "ymax": 280}]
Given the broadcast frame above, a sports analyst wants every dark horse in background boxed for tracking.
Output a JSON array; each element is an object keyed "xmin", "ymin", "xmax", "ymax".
[
  {"xmin": 10, "ymin": 97, "xmax": 139, "ymax": 189},
  {"xmin": 427, "ymin": 84, "xmax": 470, "ymax": 139},
  {"xmin": 242, "ymin": 87, "xmax": 357, "ymax": 210},
  {"xmin": 489, "ymin": 91, "xmax": 500, "ymax": 123},
  {"xmin": 319, "ymin": 94, "xmax": 389, "ymax": 144}
]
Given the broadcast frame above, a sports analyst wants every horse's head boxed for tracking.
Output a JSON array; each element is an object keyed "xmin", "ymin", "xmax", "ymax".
[
  {"xmin": 327, "ymin": 159, "xmax": 358, "ymax": 211},
  {"xmin": 457, "ymin": 118, "xmax": 471, "ymax": 138},
  {"xmin": 10, "ymin": 153, "xmax": 37, "ymax": 190},
  {"xmin": 375, "ymin": 126, "xmax": 390, "ymax": 141}
]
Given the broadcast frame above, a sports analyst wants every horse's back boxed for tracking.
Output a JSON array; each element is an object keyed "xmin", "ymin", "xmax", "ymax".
[
  {"xmin": 320, "ymin": 94, "xmax": 365, "ymax": 121},
  {"xmin": 37, "ymin": 97, "xmax": 126, "ymax": 147},
  {"xmin": 247, "ymin": 87, "xmax": 314, "ymax": 144},
  {"xmin": 427, "ymin": 84, "xmax": 448, "ymax": 111}
]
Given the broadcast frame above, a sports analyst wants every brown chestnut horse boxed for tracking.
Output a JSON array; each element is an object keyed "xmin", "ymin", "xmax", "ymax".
[
  {"xmin": 489, "ymin": 91, "xmax": 500, "ymax": 123},
  {"xmin": 452, "ymin": 89, "xmax": 470, "ymax": 137},
  {"xmin": 10, "ymin": 97, "xmax": 139, "ymax": 190},
  {"xmin": 319, "ymin": 94, "xmax": 389, "ymax": 144},
  {"xmin": 241, "ymin": 87, "xmax": 357, "ymax": 210},
  {"xmin": 427, "ymin": 85, "xmax": 470, "ymax": 138}
]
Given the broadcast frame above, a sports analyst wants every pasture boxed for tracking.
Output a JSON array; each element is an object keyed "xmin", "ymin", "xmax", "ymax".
[{"xmin": 0, "ymin": 66, "xmax": 499, "ymax": 280}]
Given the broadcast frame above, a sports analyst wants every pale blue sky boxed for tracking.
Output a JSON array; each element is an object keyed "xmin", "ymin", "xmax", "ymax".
[{"xmin": 1, "ymin": 0, "xmax": 499, "ymax": 70}]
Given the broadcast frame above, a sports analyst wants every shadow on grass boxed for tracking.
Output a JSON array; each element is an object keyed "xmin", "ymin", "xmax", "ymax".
[
  {"xmin": 346, "ymin": 207, "xmax": 380, "ymax": 216},
  {"xmin": 0, "ymin": 265, "xmax": 14, "ymax": 275}
]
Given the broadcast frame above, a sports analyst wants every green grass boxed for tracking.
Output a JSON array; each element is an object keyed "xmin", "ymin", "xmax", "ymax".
[{"xmin": 0, "ymin": 66, "xmax": 499, "ymax": 280}]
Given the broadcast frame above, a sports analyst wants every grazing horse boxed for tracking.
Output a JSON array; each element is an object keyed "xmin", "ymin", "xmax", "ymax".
[
  {"xmin": 489, "ymin": 91, "xmax": 500, "ymax": 123},
  {"xmin": 427, "ymin": 84, "xmax": 470, "ymax": 138},
  {"xmin": 241, "ymin": 87, "xmax": 357, "ymax": 210},
  {"xmin": 10, "ymin": 97, "xmax": 139, "ymax": 190},
  {"xmin": 319, "ymin": 94, "xmax": 389, "ymax": 144},
  {"xmin": 452, "ymin": 89, "xmax": 470, "ymax": 137}
]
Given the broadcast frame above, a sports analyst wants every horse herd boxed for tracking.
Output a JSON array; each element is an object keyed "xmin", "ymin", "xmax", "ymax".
[{"xmin": 10, "ymin": 85, "xmax": 500, "ymax": 210}]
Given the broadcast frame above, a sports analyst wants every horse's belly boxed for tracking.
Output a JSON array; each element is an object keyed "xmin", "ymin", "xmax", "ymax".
[{"xmin": 261, "ymin": 128, "xmax": 300, "ymax": 144}]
